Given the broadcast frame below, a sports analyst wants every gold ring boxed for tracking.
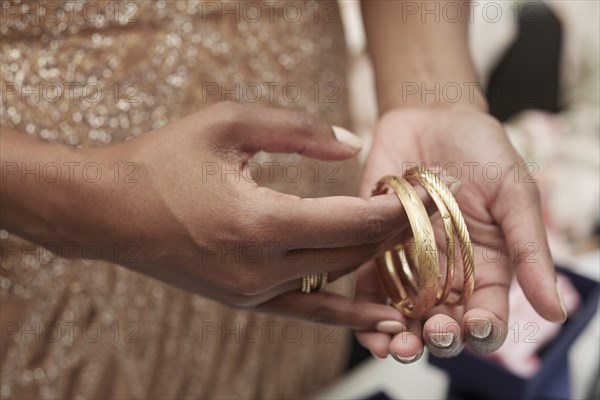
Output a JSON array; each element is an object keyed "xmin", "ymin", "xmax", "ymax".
[
  {"xmin": 301, "ymin": 273, "xmax": 328, "ymax": 294},
  {"xmin": 372, "ymin": 176, "xmax": 439, "ymax": 318}
]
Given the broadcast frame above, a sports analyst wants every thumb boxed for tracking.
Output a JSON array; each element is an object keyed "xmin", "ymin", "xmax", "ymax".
[{"xmin": 223, "ymin": 103, "xmax": 363, "ymax": 160}]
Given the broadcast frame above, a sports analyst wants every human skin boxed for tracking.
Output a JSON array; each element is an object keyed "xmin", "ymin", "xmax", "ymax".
[
  {"xmin": 1, "ymin": 102, "xmax": 443, "ymax": 329},
  {"xmin": 1, "ymin": 0, "xmax": 565, "ymax": 357},
  {"xmin": 359, "ymin": 0, "xmax": 566, "ymax": 362}
]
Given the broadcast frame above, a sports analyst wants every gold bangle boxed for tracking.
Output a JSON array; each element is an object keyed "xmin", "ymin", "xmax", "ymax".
[
  {"xmin": 404, "ymin": 167, "xmax": 474, "ymax": 306},
  {"xmin": 301, "ymin": 273, "xmax": 328, "ymax": 294},
  {"xmin": 372, "ymin": 176, "xmax": 439, "ymax": 318},
  {"xmin": 403, "ymin": 168, "xmax": 457, "ymax": 304},
  {"xmin": 371, "ymin": 168, "xmax": 475, "ymax": 318}
]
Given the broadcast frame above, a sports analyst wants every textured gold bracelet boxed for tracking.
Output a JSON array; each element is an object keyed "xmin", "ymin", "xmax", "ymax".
[
  {"xmin": 404, "ymin": 167, "xmax": 475, "ymax": 306},
  {"xmin": 372, "ymin": 168, "xmax": 475, "ymax": 318},
  {"xmin": 372, "ymin": 176, "xmax": 439, "ymax": 318}
]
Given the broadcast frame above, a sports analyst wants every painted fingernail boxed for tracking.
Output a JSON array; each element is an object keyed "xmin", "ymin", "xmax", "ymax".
[
  {"xmin": 429, "ymin": 332, "xmax": 455, "ymax": 348},
  {"xmin": 556, "ymin": 284, "xmax": 568, "ymax": 323},
  {"xmin": 391, "ymin": 348, "xmax": 423, "ymax": 364},
  {"xmin": 332, "ymin": 126, "xmax": 363, "ymax": 150},
  {"xmin": 449, "ymin": 180, "xmax": 463, "ymax": 195},
  {"xmin": 467, "ymin": 318, "xmax": 492, "ymax": 339},
  {"xmin": 376, "ymin": 320, "xmax": 406, "ymax": 335}
]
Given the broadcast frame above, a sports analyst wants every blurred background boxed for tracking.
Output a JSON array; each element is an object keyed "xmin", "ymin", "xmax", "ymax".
[{"xmin": 316, "ymin": 1, "xmax": 599, "ymax": 399}]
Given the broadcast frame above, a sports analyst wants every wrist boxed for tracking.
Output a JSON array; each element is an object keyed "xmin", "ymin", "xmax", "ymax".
[
  {"xmin": 377, "ymin": 80, "xmax": 489, "ymax": 114},
  {"xmin": 0, "ymin": 131, "xmax": 136, "ymax": 262},
  {"xmin": 67, "ymin": 144, "xmax": 148, "ymax": 261},
  {"xmin": 1, "ymin": 131, "xmax": 77, "ymax": 242},
  {"xmin": 6, "ymin": 143, "xmax": 112, "ymax": 245}
]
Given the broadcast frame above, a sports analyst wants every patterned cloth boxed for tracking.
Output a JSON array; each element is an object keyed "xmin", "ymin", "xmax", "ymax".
[{"xmin": 0, "ymin": 1, "xmax": 358, "ymax": 398}]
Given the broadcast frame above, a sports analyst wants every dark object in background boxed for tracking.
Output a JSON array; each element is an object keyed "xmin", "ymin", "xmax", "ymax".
[
  {"xmin": 428, "ymin": 267, "xmax": 600, "ymax": 400},
  {"xmin": 347, "ymin": 336, "xmax": 373, "ymax": 370},
  {"xmin": 363, "ymin": 391, "xmax": 395, "ymax": 400},
  {"xmin": 486, "ymin": 1, "xmax": 562, "ymax": 121},
  {"xmin": 588, "ymin": 367, "xmax": 600, "ymax": 400}
]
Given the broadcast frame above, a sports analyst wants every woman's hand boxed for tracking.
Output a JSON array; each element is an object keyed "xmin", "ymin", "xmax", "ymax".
[
  {"xmin": 355, "ymin": 106, "xmax": 567, "ymax": 361},
  {"xmin": 1, "ymin": 102, "xmax": 425, "ymax": 327}
]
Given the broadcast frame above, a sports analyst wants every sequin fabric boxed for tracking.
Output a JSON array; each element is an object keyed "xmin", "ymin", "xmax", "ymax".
[{"xmin": 0, "ymin": 1, "xmax": 359, "ymax": 398}]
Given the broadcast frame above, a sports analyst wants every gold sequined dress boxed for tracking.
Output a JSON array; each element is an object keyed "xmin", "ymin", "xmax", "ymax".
[{"xmin": 0, "ymin": 1, "xmax": 359, "ymax": 398}]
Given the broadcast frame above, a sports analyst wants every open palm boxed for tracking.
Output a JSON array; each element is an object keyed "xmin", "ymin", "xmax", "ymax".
[{"xmin": 356, "ymin": 107, "xmax": 566, "ymax": 361}]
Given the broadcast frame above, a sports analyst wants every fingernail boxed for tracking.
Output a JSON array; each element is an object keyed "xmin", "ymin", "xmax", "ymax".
[
  {"xmin": 391, "ymin": 348, "xmax": 423, "ymax": 364},
  {"xmin": 467, "ymin": 318, "xmax": 492, "ymax": 339},
  {"xmin": 449, "ymin": 180, "xmax": 463, "ymax": 195},
  {"xmin": 429, "ymin": 332, "xmax": 454, "ymax": 348},
  {"xmin": 376, "ymin": 320, "xmax": 406, "ymax": 335},
  {"xmin": 556, "ymin": 284, "xmax": 568, "ymax": 323},
  {"xmin": 332, "ymin": 126, "xmax": 363, "ymax": 150}
]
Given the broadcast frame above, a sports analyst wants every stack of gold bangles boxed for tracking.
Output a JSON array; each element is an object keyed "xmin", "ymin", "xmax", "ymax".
[{"xmin": 371, "ymin": 167, "xmax": 475, "ymax": 318}]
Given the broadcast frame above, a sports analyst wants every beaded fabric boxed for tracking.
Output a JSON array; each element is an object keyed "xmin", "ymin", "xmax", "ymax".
[{"xmin": 0, "ymin": 1, "xmax": 359, "ymax": 398}]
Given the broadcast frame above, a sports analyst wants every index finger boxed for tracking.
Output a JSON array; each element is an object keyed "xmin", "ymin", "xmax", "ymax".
[{"xmin": 492, "ymin": 179, "xmax": 566, "ymax": 323}]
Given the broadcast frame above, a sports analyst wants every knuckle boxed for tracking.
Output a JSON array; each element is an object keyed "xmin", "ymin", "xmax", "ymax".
[
  {"xmin": 237, "ymin": 207, "xmax": 274, "ymax": 243},
  {"xmin": 211, "ymin": 101, "xmax": 246, "ymax": 134},
  {"xmin": 236, "ymin": 219, "xmax": 260, "ymax": 243},
  {"xmin": 244, "ymin": 192, "xmax": 291, "ymax": 243}
]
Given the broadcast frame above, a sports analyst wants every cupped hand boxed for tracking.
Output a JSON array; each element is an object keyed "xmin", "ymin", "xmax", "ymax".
[
  {"xmin": 69, "ymin": 102, "xmax": 429, "ymax": 327},
  {"xmin": 355, "ymin": 106, "xmax": 566, "ymax": 362}
]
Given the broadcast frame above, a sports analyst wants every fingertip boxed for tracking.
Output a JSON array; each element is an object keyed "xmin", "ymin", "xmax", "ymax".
[
  {"xmin": 375, "ymin": 320, "xmax": 407, "ymax": 335},
  {"xmin": 391, "ymin": 347, "xmax": 423, "ymax": 364},
  {"xmin": 332, "ymin": 126, "xmax": 364, "ymax": 151},
  {"xmin": 515, "ymin": 263, "xmax": 567, "ymax": 324},
  {"xmin": 530, "ymin": 282, "xmax": 570, "ymax": 324},
  {"xmin": 389, "ymin": 330, "xmax": 423, "ymax": 362},
  {"xmin": 555, "ymin": 284, "xmax": 568, "ymax": 323},
  {"xmin": 423, "ymin": 315, "xmax": 463, "ymax": 358},
  {"xmin": 463, "ymin": 309, "xmax": 507, "ymax": 353},
  {"xmin": 538, "ymin": 278, "xmax": 568, "ymax": 324}
]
